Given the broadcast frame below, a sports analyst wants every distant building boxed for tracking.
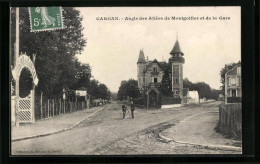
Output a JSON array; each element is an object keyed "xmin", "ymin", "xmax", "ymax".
[
  {"xmin": 188, "ymin": 91, "xmax": 199, "ymax": 104},
  {"xmin": 137, "ymin": 38, "xmax": 185, "ymax": 108},
  {"xmin": 225, "ymin": 63, "xmax": 241, "ymax": 104},
  {"xmin": 182, "ymin": 88, "xmax": 199, "ymax": 104}
]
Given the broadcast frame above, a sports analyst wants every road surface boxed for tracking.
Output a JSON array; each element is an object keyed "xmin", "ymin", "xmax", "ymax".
[{"xmin": 12, "ymin": 101, "xmax": 241, "ymax": 155}]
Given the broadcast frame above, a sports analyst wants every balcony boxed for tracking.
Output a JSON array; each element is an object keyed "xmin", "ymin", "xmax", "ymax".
[{"xmin": 169, "ymin": 56, "xmax": 185, "ymax": 64}]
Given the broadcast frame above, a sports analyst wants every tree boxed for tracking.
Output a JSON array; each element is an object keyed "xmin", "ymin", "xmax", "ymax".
[
  {"xmin": 88, "ymin": 79, "xmax": 99, "ymax": 100},
  {"xmin": 183, "ymin": 78, "xmax": 194, "ymax": 90},
  {"xmin": 160, "ymin": 67, "xmax": 172, "ymax": 96},
  {"xmin": 98, "ymin": 84, "xmax": 109, "ymax": 100},
  {"xmin": 210, "ymin": 89, "xmax": 223, "ymax": 100},
  {"xmin": 117, "ymin": 81, "xmax": 127, "ymax": 100},
  {"xmin": 117, "ymin": 79, "xmax": 140, "ymax": 100},
  {"xmin": 220, "ymin": 61, "xmax": 240, "ymax": 92},
  {"xmin": 110, "ymin": 92, "xmax": 118, "ymax": 101},
  {"xmin": 10, "ymin": 7, "xmax": 86, "ymax": 98},
  {"xmin": 193, "ymin": 82, "xmax": 211, "ymax": 99},
  {"xmin": 183, "ymin": 78, "xmax": 220, "ymax": 99},
  {"xmin": 74, "ymin": 59, "xmax": 91, "ymax": 90}
]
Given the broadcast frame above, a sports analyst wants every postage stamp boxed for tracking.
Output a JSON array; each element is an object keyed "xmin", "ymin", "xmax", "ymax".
[{"xmin": 29, "ymin": 7, "xmax": 63, "ymax": 32}]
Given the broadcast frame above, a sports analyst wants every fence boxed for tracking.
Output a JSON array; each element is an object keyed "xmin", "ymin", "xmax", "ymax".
[
  {"xmin": 133, "ymin": 97, "xmax": 145, "ymax": 108},
  {"xmin": 35, "ymin": 95, "xmax": 87, "ymax": 120},
  {"xmin": 218, "ymin": 103, "xmax": 242, "ymax": 139},
  {"xmin": 227, "ymin": 97, "xmax": 242, "ymax": 103},
  {"xmin": 161, "ymin": 97, "xmax": 181, "ymax": 105}
]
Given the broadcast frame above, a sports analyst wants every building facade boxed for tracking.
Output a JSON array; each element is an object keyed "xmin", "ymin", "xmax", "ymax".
[
  {"xmin": 225, "ymin": 63, "xmax": 242, "ymax": 104},
  {"xmin": 137, "ymin": 39, "xmax": 185, "ymax": 107}
]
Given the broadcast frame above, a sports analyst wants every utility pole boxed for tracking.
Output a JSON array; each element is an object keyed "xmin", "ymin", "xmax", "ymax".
[{"xmin": 15, "ymin": 7, "xmax": 20, "ymax": 127}]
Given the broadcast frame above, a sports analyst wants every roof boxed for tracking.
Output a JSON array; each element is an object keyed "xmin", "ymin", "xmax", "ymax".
[
  {"xmin": 137, "ymin": 49, "xmax": 146, "ymax": 63},
  {"xmin": 189, "ymin": 91, "xmax": 199, "ymax": 99},
  {"xmin": 146, "ymin": 87, "xmax": 160, "ymax": 95},
  {"xmin": 225, "ymin": 62, "xmax": 241, "ymax": 75},
  {"xmin": 152, "ymin": 59, "xmax": 159, "ymax": 63},
  {"xmin": 143, "ymin": 59, "xmax": 165, "ymax": 73},
  {"xmin": 159, "ymin": 62, "xmax": 169, "ymax": 71},
  {"xmin": 170, "ymin": 40, "xmax": 184, "ymax": 55}
]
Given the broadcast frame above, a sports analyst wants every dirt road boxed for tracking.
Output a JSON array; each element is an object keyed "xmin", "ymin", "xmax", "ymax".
[{"xmin": 11, "ymin": 101, "xmax": 241, "ymax": 155}]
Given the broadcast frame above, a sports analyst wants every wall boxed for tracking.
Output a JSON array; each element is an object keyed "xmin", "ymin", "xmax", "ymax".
[{"xmin": 218, "ymin": 103, "xmax": 242, "ymax": 139}]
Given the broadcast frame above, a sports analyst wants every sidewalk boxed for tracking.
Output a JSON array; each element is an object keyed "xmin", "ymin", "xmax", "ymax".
[
  {"xmin": 159, "ymin": 108, "xmax": 242, "ymax": 152},
  {"xmin": 11, "ymin": 105, "xmax": 107, "ymax": 141}
]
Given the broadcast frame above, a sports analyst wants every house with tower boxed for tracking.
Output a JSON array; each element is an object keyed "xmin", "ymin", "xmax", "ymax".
[{"xmin": 137, "ymin": 37, "xmax": 187, "ymax": 108}]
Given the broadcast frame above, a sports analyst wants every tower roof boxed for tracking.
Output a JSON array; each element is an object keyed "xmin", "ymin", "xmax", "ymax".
[
  {"xmin": 137, "ymin": 49, "xmax": 146, "ymax": 63},
  {"xmin": 170, "ymin": 40, "xmax": 184, "ymax": 55}
]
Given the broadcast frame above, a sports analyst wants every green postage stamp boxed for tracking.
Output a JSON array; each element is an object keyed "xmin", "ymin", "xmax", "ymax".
[{"xmin": 29, "ymin": 7, "xmax": 63, "ymax": 32}]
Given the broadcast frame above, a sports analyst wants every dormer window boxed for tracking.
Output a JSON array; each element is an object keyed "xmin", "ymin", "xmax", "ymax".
[{"xmin": 153, "ymin": 65, "xmax": 158, "ymax": 72}]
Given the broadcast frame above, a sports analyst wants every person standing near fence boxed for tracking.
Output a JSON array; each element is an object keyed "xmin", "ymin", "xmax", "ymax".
[
  {"xmin": 122, "ymin": 103, "xmax": 127, "ymax": 119},
  {"xmin": 130, "ymin": 101, "xmax": 135, "ymax": 118}
]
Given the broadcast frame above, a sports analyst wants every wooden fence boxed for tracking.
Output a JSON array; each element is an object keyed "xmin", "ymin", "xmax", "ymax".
[
  {"xmin": 35, "ymin": 98, "xmax": 87, "ymax": 120},
  {"xmin": 218, "ymin": 103, "xmax": 242, "ymax": 139}
]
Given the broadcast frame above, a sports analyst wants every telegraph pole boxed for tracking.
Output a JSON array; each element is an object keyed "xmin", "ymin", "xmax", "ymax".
[{"xmin": 15, "ymin": 7, "xmax": 20, "ymax": 127}]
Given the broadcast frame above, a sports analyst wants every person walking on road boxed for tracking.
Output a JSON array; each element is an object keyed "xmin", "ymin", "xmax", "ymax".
[
  {"xmin": 122, "ymin": 103, "xmax": 127, "ymax": 119},
  {"xmin": 130, "ymin": 101, "xmax": 135, "ymax": 118}
]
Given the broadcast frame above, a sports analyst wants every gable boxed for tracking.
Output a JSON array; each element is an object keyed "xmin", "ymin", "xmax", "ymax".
[
  {"xmin": 226, "ymin": 65, "xmax": 241, "ymax": 76},
  {"xmin": 144, "ymin": 61, "xmax": 163, "ymax": 73}
]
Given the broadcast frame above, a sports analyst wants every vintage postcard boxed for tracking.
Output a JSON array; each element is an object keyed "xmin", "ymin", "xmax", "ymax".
[{"xmin": 10, "ymin": 6, "xmax": 242, "ymax": 155}]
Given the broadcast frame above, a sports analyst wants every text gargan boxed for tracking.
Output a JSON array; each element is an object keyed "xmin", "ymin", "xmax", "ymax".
[{"xmin": 96, "ymin": 17, "xmax": 119, "ymax": 20}]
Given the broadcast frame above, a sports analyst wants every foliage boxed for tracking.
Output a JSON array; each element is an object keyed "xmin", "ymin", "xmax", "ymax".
[
  {"xmin": 110, "ymin": 92, "xmax": 118, "ymax": 101},
  {"xmin": 219, "ymin": 61, "xmax": 240, "ymax": 92},
  {"xmin": 183, "ymin": 78, "xmax": 221, "ymax": 100},
  {"xmin": 98, "ymin": 84, "xmax": 110, "ymax": 100},
  {"xmin": 10, "ymin": 7, "xmax": 86, "ymax": 98},
  {"xmin": 87, "ymin": 79, "xmax": 110, "ymax": 100},
  {"xmin": 88, "ymin": 79, "xmax": 99, "ymax": 99},
  {"xmin": 19, "ymin": 68, "xmax": 33, "ymax": 98},
  {"xmin": 117, "ymin": 79, "xmax": 140, "ymax": 100},
  {"xmin": 160, "ymin": 66, "xmax": 172, "ymax": 96},
  {"xmin": 74, "ymin": 59, "xmax": 91, "ymax": 90}
]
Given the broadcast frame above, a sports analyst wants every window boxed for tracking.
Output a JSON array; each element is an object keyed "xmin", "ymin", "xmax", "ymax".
[
  {"xmin": 229, "ymin": 77, "xmax": 237, "ymax": 86},
  {"xmin": 174, "ymin": 90, "xmax": 179, "ymax": 96},
  {"xmin": 154, "ymin": 78, "xmax": 157, "ymax": 83},
  {"xmin": 174, "ymin": 77, "xmax": 178, "ymax": 84},
  {"xmin": 173, "ymin": 66, "xmax": 179, "ymax": 74},
  {"xmin": 231, "ymin": 90, "xmax": 236, "ymax": 97},
  {"xmin": 153, "ymin": 65, "xmax": 158, "ymax": 72},
  {"xmin": 237, "ymin": 67, "xmax": 241, "ymax": 75}
]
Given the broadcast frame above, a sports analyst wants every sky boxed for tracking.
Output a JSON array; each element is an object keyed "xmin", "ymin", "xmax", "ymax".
[{"xmin": 76, "ymin": 7, "xmax": 241, "ymax": 92}]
